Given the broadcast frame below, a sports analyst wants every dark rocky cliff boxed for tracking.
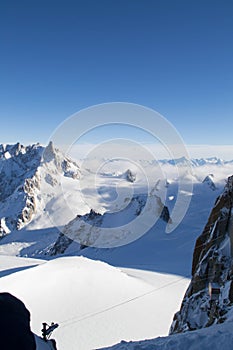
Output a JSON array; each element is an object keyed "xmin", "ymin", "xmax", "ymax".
[{"xmin": 170, "ymin": 175, "xmax": 233, "ymax": 333}]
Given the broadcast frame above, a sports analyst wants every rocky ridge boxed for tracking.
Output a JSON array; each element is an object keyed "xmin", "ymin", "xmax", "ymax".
[
  {"xmin": 0, "ymin": 142, "xmax": 80, "ymax": 236},
  {"xmin": 48, "ymin": 194, "xmax": 171, "ymax": 256},
  {"xmin": 170, "ymin": 175, "xmax": 233, "ymax": 333}
]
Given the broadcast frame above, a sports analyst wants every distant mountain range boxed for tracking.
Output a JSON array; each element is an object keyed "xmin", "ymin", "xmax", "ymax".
[
  {"xmin": 0, "ymin": 142, "xmax": 229, "ymax": 274},
  {"xmin": 0, "ymin": 142, "xmax": 229, "ymax": 240},
  {"xmin": 158, "ymin": 156, "xmax": 233, "ymax": 166}
]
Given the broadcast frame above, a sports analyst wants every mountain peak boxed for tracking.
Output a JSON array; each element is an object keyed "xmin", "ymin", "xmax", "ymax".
[
  {"xmin": 43, "ymin": 141, "xmax": 56, "ymax": 163},
  {"xmin": 0, "ymin": 142, "xmax": 80, "ymax": 235},
  {"xmin": 202, "ymin": 174, "xmax": 217, "ymax": 191}
]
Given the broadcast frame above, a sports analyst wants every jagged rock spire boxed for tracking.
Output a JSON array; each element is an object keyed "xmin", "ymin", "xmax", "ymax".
[{"xmin": 43, "ymin": 141, "xmax": 56, "ymax": 163}]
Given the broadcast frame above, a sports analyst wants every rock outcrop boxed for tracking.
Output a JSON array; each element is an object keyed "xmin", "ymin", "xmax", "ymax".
[
  {"xmin": 203, "ymin": 174, "xmax": 217, "ymax": 191},
  {"xmin": 0, "ymin": 292, "xmax": 36, "ymax": 349},
  {"xmin": 0, "ymin": 292, "xmax": 57, "ymax": 350},
  {"xmin": 125, "ymin": 169, "xmax": 136, "ymax": 183},
  {"xmin": 170, "ymin": 175, "xmax": 233, "ymax": 334},
  {"xmin": 0, "ymin": 143, "xmax": 42, "ymax": 235},
  {"xmin": 48, "ymin": 193, "xmax": 170, "ymax": 256}
]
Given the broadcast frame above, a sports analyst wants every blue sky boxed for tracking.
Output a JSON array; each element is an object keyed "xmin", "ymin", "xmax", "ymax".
[{"xmin": 0, "ymin": 0, "xmax": 233, "ymax": 146}]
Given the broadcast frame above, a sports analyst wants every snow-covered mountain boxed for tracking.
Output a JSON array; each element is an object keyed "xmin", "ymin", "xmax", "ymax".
[
  {"xmin": 0, "ymin": 142, "xmax": 232, "ymax": 268},
  {"xmin": 0, "ymin": 143, "xmax": 231, "ymax": 238},
  {"xmin": 158, "ymin": 156, "xmax": 233, "ymax": 167},
  {"xmin": 49, "ymin": 193, "xmax": 170, "ymax": 255},
  {"xmin": 0, "ymin": 142, "xmax": 80, "ymax": 236},
  {"xmin": 0, "ymin": 143, "xmax": 42, "ymax": 234},
  {"xmin": 1, "ymin": 143, "xmax": 233, "ymax": 349}
]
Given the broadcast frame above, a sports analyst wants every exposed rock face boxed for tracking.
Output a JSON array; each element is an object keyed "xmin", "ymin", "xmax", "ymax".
[
  {"xmin": 0, "ymin": 292, "xmax": 36, "ymax": 349},
  {"xmin": 0, "ymin": 143, "xmax": 42, "ymax": 202},
  {"xmin": 49, "ymin": 233, "xmax": 74, "ymax": 256},
  {"xmin": 48, "ymin": 209, "xmax": 102, "ymax": 255},
  {"xmin": 0, "ymin": 142, "xmax": 81, "ymax": 236},
  {"xmin": 0, "ymin": 292, "xmax": 57, "ymax": 350},
  {"xmin": 170, "ymin": 175, "xmax": 233, "ymax": 334},
  {"xmin": 0, "ymin": 144, "xmax": 42, "ymax": 235},
  {"xmin": 16, "ymin": 174, "xmax": 40, "ymax": 230},
  {"xmin": 203, "ymin": 174, "xmax": 217, "ymax": 191},
  {"xmin": 160, "ymin": 205, "xmax": 171, "ymax": 223},
  {"xmin": 125, "ymin": 169, "xmax": 136, "ymax": 183}
]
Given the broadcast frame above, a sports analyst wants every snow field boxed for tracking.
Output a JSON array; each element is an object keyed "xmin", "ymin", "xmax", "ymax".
[{"xmin": 0, "ymin": 256, "xmax": 189, "ymax": 350}]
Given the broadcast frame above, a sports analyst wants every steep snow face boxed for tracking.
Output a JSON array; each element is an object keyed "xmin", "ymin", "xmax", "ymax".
[
  {"xmin": 170, "ymin": 175, "xmax": 233, "ymax": 334},
  {"xmin": 0, "ymin": 142, "xmax": 81, "ymax": 235}
]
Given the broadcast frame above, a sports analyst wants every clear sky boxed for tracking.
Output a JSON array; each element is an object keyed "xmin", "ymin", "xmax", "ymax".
[{"xmin": 0, "ymin": 0, "xmax": 233, "ymax": 146}]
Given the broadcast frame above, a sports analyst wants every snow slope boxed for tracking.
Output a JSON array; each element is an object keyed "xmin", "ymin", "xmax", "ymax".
[
  {"xmin": 48, "ymin": 181, "xmax": 223, "ymax": 278},
  {"xmin": 0, "ymin": 256, "xmax": 189, "ymax": 350},
  {"xmin": 0, "ymin": 255, "xmax": 44, "ymax": 277},
  {"xmin": 100, "ymin": 321, "xmax": 233, "ymax": 350}
]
